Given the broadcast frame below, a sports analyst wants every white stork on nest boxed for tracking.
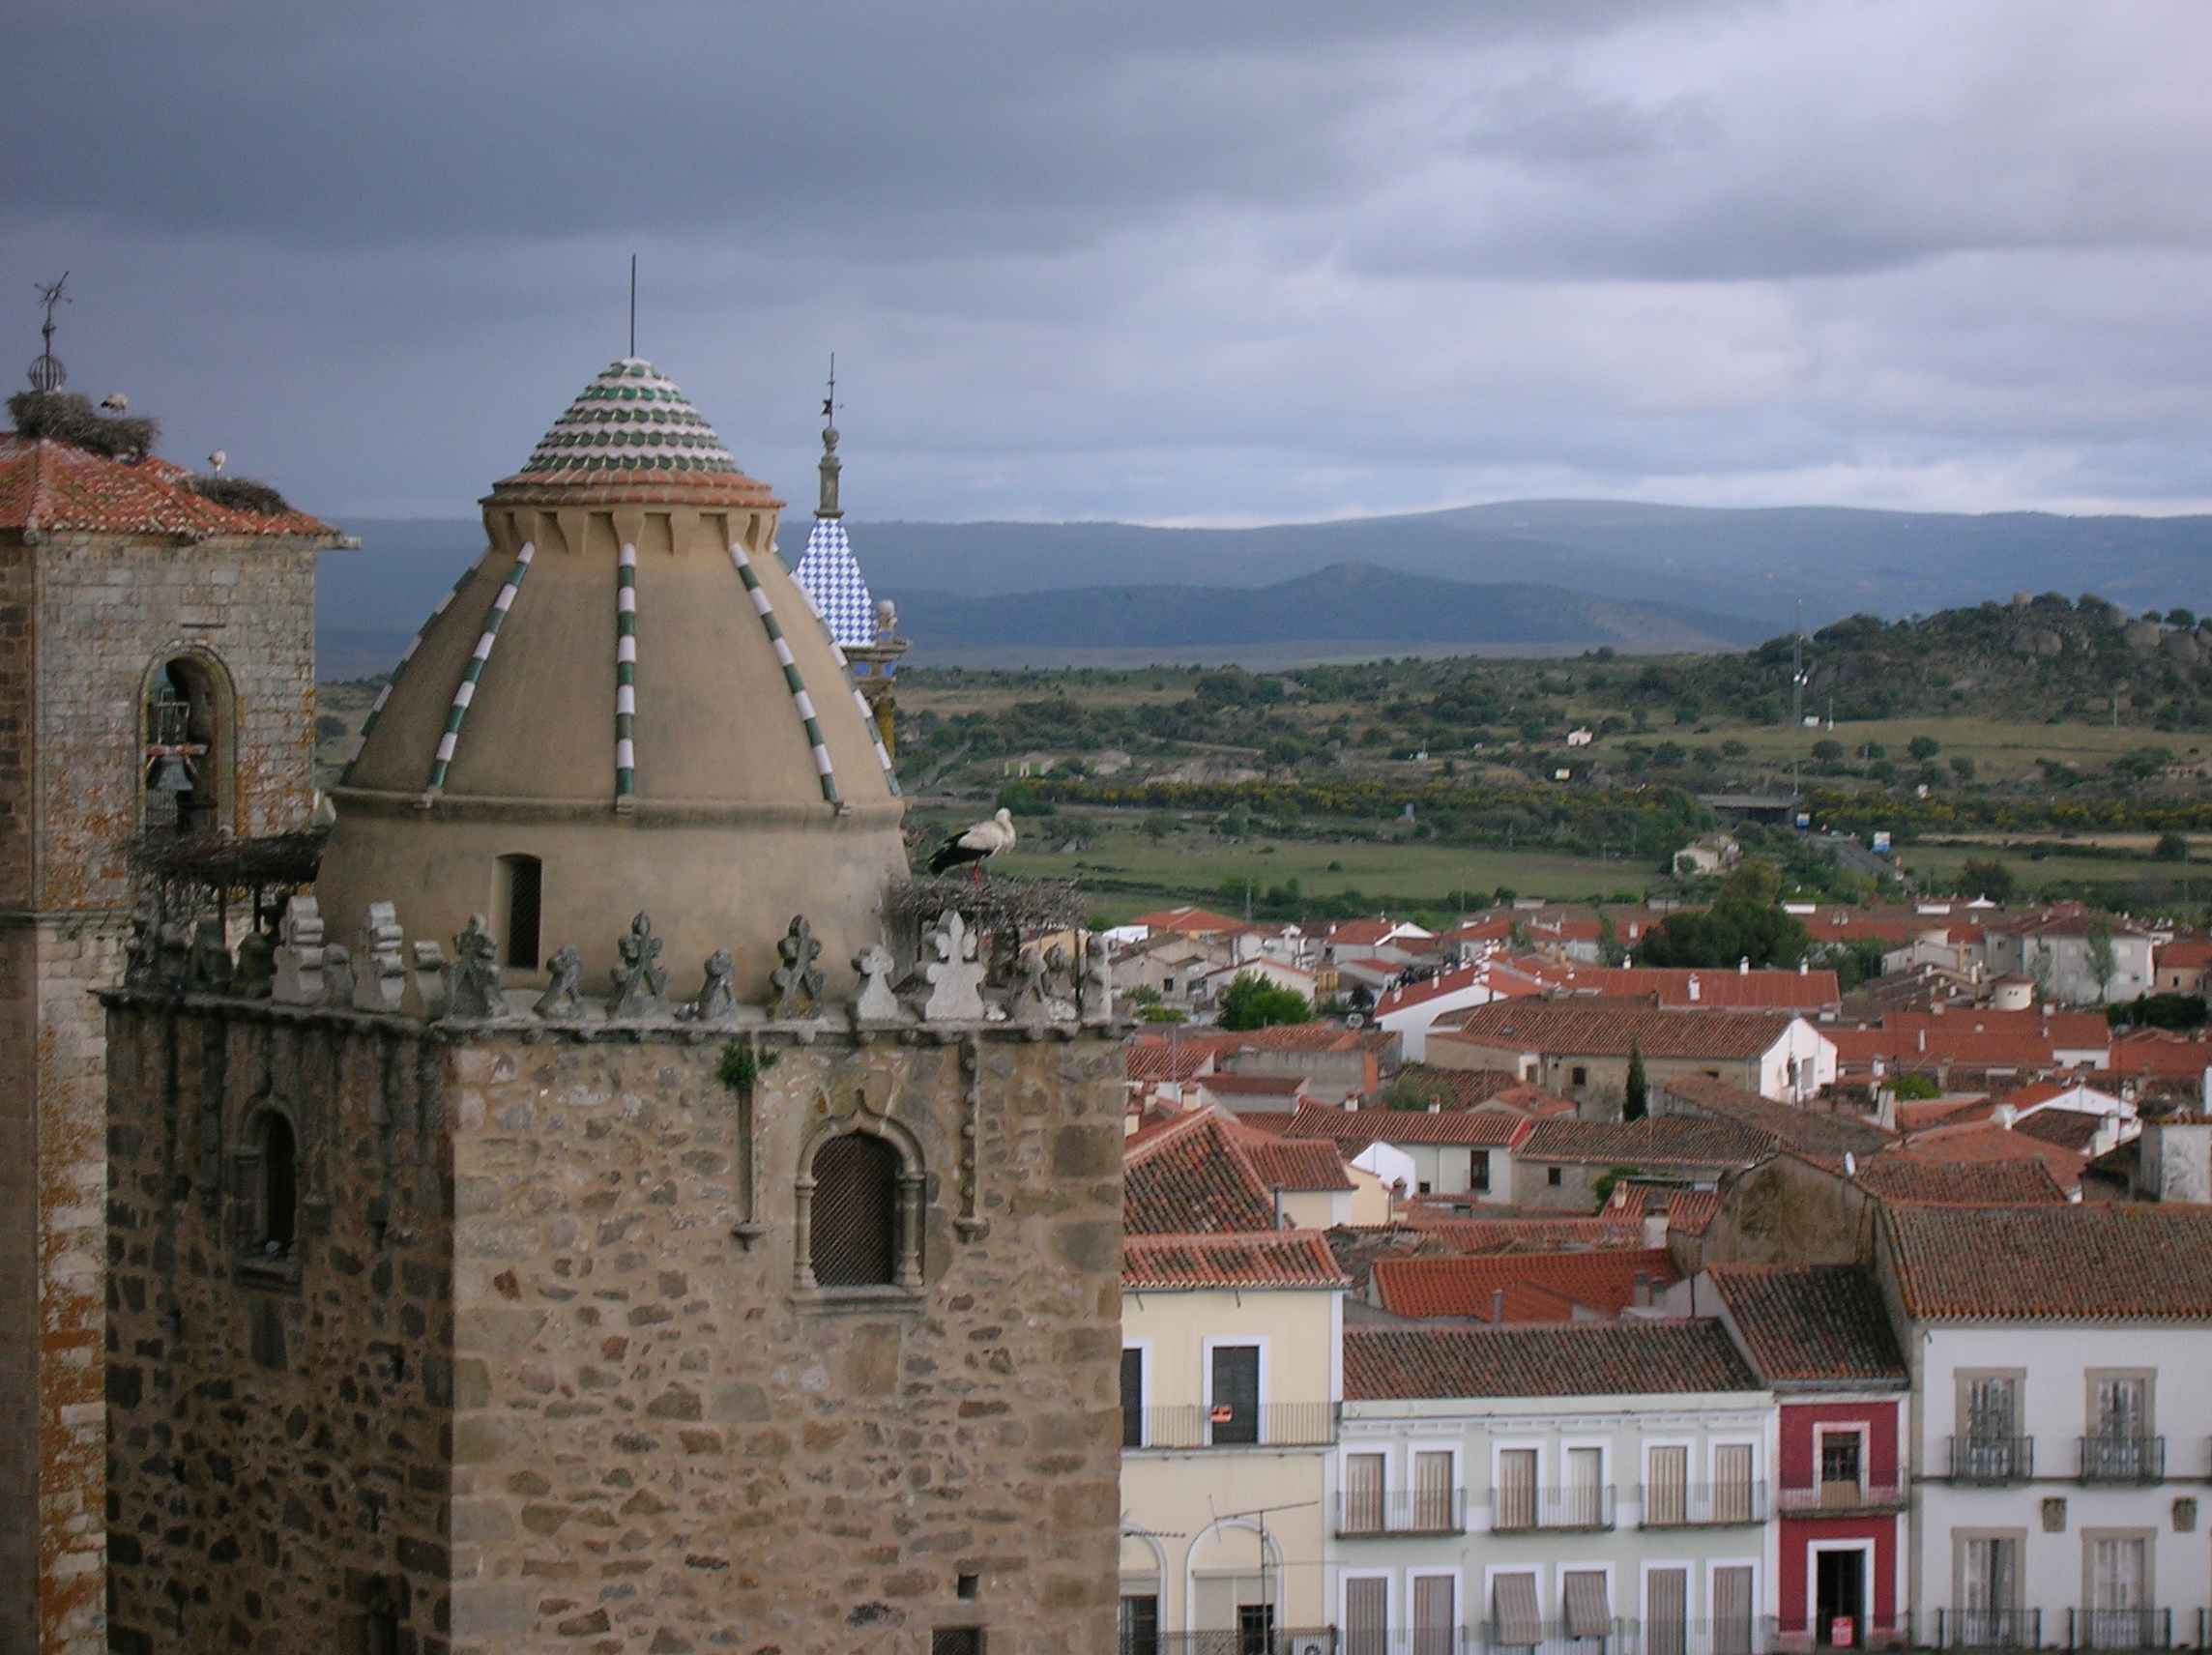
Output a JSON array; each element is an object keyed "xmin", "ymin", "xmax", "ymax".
[{"xmin": 928, "ymin": 807, "xmax": 1016, "ymax": 883}]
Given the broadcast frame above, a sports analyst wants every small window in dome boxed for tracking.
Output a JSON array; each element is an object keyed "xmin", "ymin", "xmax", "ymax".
[{"xmin": 495, "ymin": 854, "xmax": 543, "ymax": 972}]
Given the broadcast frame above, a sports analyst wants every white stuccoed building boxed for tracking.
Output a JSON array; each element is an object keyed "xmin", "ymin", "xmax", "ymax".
[{"xmin": 1876, "ymin": 1203, "xmax": 2212, "ymax": 1654}]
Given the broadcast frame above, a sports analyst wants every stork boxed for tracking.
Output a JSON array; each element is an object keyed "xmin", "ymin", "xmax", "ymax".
[
  {"xmin": 927, "ymin": 807, "xmax": 1016, "ymax": 884},
  {"xmin": 100, "ymin": 392, "xmax": 129, "ymax": 413},
  {"xmin": 207, "ymin": 450, "xmax": 227, "ymax": 476}
]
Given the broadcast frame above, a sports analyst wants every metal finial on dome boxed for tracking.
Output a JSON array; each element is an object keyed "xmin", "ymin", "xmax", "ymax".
[
  {"xmin": 817, "ymin": 355, "xmax": 844, "ymax": 521},
  {"xmin": 27, "ymin": 272, "xmax": 70, "ymax": 392}
]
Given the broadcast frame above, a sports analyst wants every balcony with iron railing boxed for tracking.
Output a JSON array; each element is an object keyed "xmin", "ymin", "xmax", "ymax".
[
  {"xmin": 1122, "ymin": 1402, "xmax": 1338, "ymax": 1451},
  {"xmin": 2077, "ymin": 1435, "xmax": 2166, "ymax": 1484},
  {"xmin": 1775, "ymin": 1613, "xmax": 1912, "ymax": 1652},
  {"xmin": 1334, "ymin": 1487, "xmax": 1470, "ymax": 1537},
  {"xmin": 2065, "ymin": 1608, "xmax": 2175, "ymax": 1651},
  {"xmin": 1932, "ymin": 1609, "xmax": 2042, "ymax": 1649},
  {"xmin": 1775, "ymin": 1479, "xmax": 1907, "ymax": 1516},
  {"xmin": 1637, "ymin": 1480, "xmax": 1768, "ymax": 1528},
  {"xmin": 1947, "ymin": 1436, "xmax": 2035, "ymax": 1484},
  {"xmin": 1119, "ymin": 1618, "xmax": 1790, "ymax": 1655},
  {"xmin": 1118, "ymin": 1629, "xmax": 1338, "ymax": 1655},
  {"xmin": 1486, "ymin": 1484, "xmax": 1617, "ymax": 1532}
]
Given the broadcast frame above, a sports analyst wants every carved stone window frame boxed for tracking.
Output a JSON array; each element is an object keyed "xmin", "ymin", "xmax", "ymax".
[
  {"xmin": 232, "ymin": 1102, "xmax": 306, "ymax": 1292},
  {"xmin": 793, "ymin": 1106, "xmax": 926, "ymax": 1308}
]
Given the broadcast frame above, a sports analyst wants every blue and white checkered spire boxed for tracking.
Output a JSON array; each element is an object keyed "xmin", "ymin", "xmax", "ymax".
[
  {"xmin": 793, "ymin": 516, "xmax": 875, "ymax": 649},
  {"xmin": 791, "ymin": 416, "xmax": 879, "ymax": 649}
]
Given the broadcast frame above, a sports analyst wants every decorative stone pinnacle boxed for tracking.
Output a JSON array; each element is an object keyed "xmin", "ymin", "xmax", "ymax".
[
  {"xmin": 533, "ymin": 944, "xmax": 586, "ymax": 1020},
  {"xmin": 680, "ymin": 948, "xmax": 737, "ymax": 1023},
  {"xmin": 771, "ymin": 915, "xmax": 826, "ymax": 1020},
  {"xmin": 447, "ymin": 915, "xmax": 504, "ymax": 1019},
  {"xmin": 609, "ymin": 912, "xmax": 670, "ymax": 1018}
]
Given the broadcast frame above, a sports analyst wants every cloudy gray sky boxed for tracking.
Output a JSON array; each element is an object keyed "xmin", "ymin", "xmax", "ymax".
[{"xmin": 9, "ymin": 0, "xmax": 2211, "ymax": 525}]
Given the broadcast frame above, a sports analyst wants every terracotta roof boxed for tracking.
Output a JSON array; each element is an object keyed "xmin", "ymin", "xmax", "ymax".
[
  {"xmin": 1707, "ymin": 1264, "xmax": 1907, "ymax": 1384},
  {"xmin": 1199, "ymin": 1073, "xmax": 1311, "ymax": 1099},
  {"xmin": 1411, "ymin": 1217, "xmax": 1645, "ymax": 1252},
  {"xmin": 1883, "ymin": 1123, "xmax": 2090, "ymax": 1190},
  {"xmin": 1283, "ymin": 1104, "xmax": 1532, "ymax": 1147},
  {"xmin": 1991, "ymin": 905, "xmax": 2155, "ymax": 942},
  {"xmin": 1658, "ymin": 1075, "xmax": 1898, "ymax": 1170},
  {"xmin": 1218, "ymin": 1024, "xmax": 1398, "ymax": 1056},
  {"xmin": 2158, "ymin": 940, "xmax": 2212, "ymax": 969},
  {"xmin": 1885, "ymin": 1204, "xmax": 2212, "ymax": 1321},
  {"xmin": 1240, "ymin": 1135, "xmax": 1355, "ymax": 1193},
  {"xmin": 1442, "ymin": 1000, "xmax": 1804, "ymax": 1061},
  {"xmin": 1376, "ymin": 965, "xmax": 1492, "ymax": 1014},
  {"xmin": 2109, "ymin": 1030, "xmax": 2212, "ymax": 1079},
  {"xmin": 1123, "ymin": 1106, "xmax": 1353, "ymax": 1232},
  {"xmin": 1123, "ymin": 1231, "xmax": 1346, "ymax": 1290},
  {"xmin": 1372, "ymin": 1247, "xmax": 1680, "ymax": 1319},
  {"xmin": 1344, "ymin": 1321, "xmax": 1761, "ymax": 1400},
  {"xmin": 1130, "ymin": 905, "xmax": 1246, "ymax": 935},
  {"xmin": 1501, "ymin": 957, "xmax": 1842, "ymax": 1010},
  {"xmin": 1664, "ymin": 1188, "xmax": 1725, "ymax": 1237},
  {"xmin": 1517, "ymin": 1115, "xmax": 1772, "ymax": 1168},
  {"xmin": 1386, "ymin": 1065, "xmax": 1573, "ymax": 1114},
  {"xmin": 0, "ymin": 433, "xmax": 342, "ymax": 540},
  {"xmin": 1122, "ymin": 1038, "xmax": 1220, "ymax": 1085},
  {"xmin": 1122, "ymin": 1110, "xmax": 1276, "ymax": 1233},
  {"xmin": 2012, "ymin": 1110, "xmax": 2110, "ymax": 1152},
  {"xmin": 1851, "ymin": 1156, "xmax": 2068, "ymax": 1205}
]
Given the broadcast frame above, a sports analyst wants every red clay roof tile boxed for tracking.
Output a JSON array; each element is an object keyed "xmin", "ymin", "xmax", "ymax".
[{"xmin": 1345, "ymin": 1321, "xmax": 1760, "ymax": 1399}]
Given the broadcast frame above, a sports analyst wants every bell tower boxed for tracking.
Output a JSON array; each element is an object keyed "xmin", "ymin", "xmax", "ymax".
[{"xmin": 0, "ymin": 320, "xmax": 345, "ymax": 1654}]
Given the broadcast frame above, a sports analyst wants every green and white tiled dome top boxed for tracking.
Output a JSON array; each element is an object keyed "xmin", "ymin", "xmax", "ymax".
[{"xmin": 515, "ymin": 358, "xmax": 742, "ymax": 476}]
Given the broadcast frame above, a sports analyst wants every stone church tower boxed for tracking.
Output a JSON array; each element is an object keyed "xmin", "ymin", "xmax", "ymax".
[
  {"xmin": 99, "ymin": 360, "xmax": 1125, "ymax": 1653},
  {"xmin": 0, "ymin": 389, "xmax": 346, "ymax": 1654}
]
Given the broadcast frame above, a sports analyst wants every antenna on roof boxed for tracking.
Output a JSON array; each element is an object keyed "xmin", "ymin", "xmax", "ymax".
[
  {"xmin": 29, "ymin": 272, "xmax": 70, "ymax": 392},
  {"xmin": 627, "ymin": 254, "xmax": 637, "ymax": 359}
]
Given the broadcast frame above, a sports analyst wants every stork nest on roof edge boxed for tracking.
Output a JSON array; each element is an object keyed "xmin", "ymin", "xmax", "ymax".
[
  {"xmin": 887, "ymin": 874, "xmax": 1086, "ymax": 937},
  {"xmin": 128, "ymin": 828, "xmax": 329, "ymax": 912}
]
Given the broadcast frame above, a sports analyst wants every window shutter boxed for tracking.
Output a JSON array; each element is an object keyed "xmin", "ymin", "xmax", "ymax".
[
  {"xmin": 1413, "ymin": 1449, "xmax": 1453, "ymax": 1531},
  {"xmin": 1345, "ymin": 1577, "xmax": 1388, "ymax": 1655},
  {"xmin": 1496, "ymin": 1448, "xmax": 1536, "ymax": 1530},
  {"xmin": 1713, "ymin": 1442, "xmax": 1754, "ymax": 1524},
  {"xmin": 1647, "ymin": 1568, "xmax": 1688, "ymax": 1655},
  {"xmin": 1414, "ymin": 1576, "xmax": 1456, "ymax": 1655},
  {"xmin": 1714, "ymin": 1565, "xmax": 1754, "ymax": 1655},
  {"xmin": 1344, "ymin": 1453, "xmax": 1384, "ymax": 1534},
  {"xmin": 1647, "ymin": 1445, "xmax": 1688, "ymax": 1525}
]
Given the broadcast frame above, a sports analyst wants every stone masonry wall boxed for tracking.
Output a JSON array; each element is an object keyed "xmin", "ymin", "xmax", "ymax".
[
  {"xmin": 32, "ymin": 535, "xmax": 317, "ymax": 912},
  {"xmin": 102, "ymin": 1002, "xmax": 454, "ymax": 1654},
  {"xmin": 449, "ymin": 1031, "xmax": 1126, "ymax": 1655},
  {"xmin": 3, "ymin": 532, "xmax": 318, "ymax": 1654}
]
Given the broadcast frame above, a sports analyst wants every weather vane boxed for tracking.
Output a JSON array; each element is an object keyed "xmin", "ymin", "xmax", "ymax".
[
  {"xmin": 29, "ymin": 271, "xmax": 70, "ymax": 392},
  {"xmin": 822, "ymin": 352, "xmax": 837, "ymax": 429},
  {"xmin": 627, "ymin": 254, "xmax": 638, "ymax": 360}
]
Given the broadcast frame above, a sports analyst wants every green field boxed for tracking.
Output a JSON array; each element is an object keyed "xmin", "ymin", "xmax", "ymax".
[
  {"xmin": 990, "ymin": 825, "xmax": 1649, "ymax": 922},
  {"xmin": 1903, "ymin": 840, "xmax": 2207, "ymax": 894}
]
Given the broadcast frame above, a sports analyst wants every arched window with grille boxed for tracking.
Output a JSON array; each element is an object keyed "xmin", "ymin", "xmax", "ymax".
[
  {"xmin": 141, "ymin": 651, "xmax": 235, "ymax": 836},
  {"xmin": 795, "ymin": 1122, "xmax": 923, "ymax": 1294}
]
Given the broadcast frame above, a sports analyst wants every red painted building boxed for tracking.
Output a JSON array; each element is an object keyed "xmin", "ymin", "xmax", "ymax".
[{"xmin": 1710, "ymin": 1264, "xmax": 1912, "ymax": 1652}]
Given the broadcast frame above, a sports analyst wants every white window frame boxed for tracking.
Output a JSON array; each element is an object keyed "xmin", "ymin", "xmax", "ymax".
[
  {"xmin": 1339, "ymin": 1567, "xmax": 1394, "ymax": 1641},
  {"xmin": 1201, "ymin": 1334, "xmax": 1268, "ymax": 1447},
  {"xmin": 1641, "ymin": 1558, "xmax": 1697, "ymax": 1619},
  {"xmin": 1811, "ymin": 1422, "xmax": 1870, "ymax": 1495},
  {"xmin": 1805, "ymin": 1538, "xmax": 1877, "ymax": 1638},
  {"xmin": 1408, "ymin": 1565, "xmax": 1466, "ymax": 1638},
  {"xmin": 1121, "ymin": 1338, "xmax": 1153, "ymax": 1450}
]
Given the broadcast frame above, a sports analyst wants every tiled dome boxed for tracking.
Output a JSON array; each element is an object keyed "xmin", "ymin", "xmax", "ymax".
[{"xmin": 487, "ymin": 359, "xmax": 779, "ymax": 509}]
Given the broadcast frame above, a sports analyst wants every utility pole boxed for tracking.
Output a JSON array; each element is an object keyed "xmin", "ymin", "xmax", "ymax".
[{"xmin": 1791, "ymin": 598, "xmax": 1808, "ymax": 729}]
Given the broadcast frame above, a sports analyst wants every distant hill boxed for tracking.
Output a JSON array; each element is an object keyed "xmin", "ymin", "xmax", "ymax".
[
  {"xmin": 315, "ymin": 503, "xmax": 2212, "ymax": 675},
  {"xmin": 897, "ymin": 562, "xmax": 1761, "ymax": 654}
]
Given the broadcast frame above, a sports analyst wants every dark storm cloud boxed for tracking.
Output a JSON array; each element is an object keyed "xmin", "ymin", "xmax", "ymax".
[{"xmin": 4, "ymin": 0, "xmax": 2210, "ymax": 524}]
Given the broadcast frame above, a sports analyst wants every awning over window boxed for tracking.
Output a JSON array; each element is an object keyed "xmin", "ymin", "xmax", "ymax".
[
  {"xmin": 1564, "ymin": 1571, "xmax": 1612, "ymax": 1640},
  {"xmin": 1495, "ymin": 1573, "xmax": 1543, "ymax": 1646}
]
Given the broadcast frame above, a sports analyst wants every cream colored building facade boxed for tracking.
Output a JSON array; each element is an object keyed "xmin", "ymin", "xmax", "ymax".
[{"xmin": 1121, "ymin": 1251, "xmax": 1348, "ymax": 1644}]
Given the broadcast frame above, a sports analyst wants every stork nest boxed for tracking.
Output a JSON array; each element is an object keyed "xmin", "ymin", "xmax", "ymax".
[
  {"xmin": 129, "ymin": 828, "xmax": 328, "ymax": 897},
  {"xmin": 888, "ymin": 874, "xmax": 1087, "ymax": 934},
  {"xmin": 189, "ymin": 476, "xmax": 294, "ymax": 516},
  {"xmin": 7, "ymin": 391, "xmax": 159, "ymax": 460}
]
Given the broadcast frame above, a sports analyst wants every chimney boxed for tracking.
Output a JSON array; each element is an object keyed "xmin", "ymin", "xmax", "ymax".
[
  {"xmin": 1687, "ymin": 974, "xmax": 1701, "ymax": 1003},
  {"xmin": 1874, "ymin": 1086, "xmax": 1898, "ymax": 1131},
  {"xmin": 2200, "ymin": 1064, "xmax": 2211, "ymax": 1112},
  {"xmin": 1739, "ymin": 956, "xmax": 1751, "ymax": 974},
  {"xmin": 1641, "ymin": 1212, "xmax": 1668, "ymax": 1249},
  {"xmin": 1342, "ymin": 1097, "xmax": 1357, "ymax": 1111},
  {"xmin": 1633, "ymin": 1270, "xmax": 1653, "ymax": 1309},
  {"xmin": 1917, "ymin": 1028, "xmax": 1926, "ymax": 1053},
  {"xmin": 1799, "ymin": 957, "xmax": 1809, "ymax": 976},
  {"xmin": 1492, "ymin": 1289, "xmax": 1506, "ymax": 1323},
  {"xmin": 1427, "ymin": 1100, "xmax": 1441, "ymax": 1114},
  {"xmin": 1994, "ymin": 1103, "xmax": 2017, "ymax": 1128}
]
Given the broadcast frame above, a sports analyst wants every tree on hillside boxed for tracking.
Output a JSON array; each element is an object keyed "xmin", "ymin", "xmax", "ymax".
[
  {"xmin": 2154, "ymin": 832, "xmax": 2190, "ymax": 863},
  {"xmin": 1959, "ymin": 857, "xmax": 2016, "ymax": 902},
  {"xmin": 1623, "ymin": 1041, "xmax": 1648, "ymax": 1122},
  {"xmin": 1637, "ymin": 860, "xmax": 1809, "ymax": 969},
  {"xmin": 1216, "ymin": 972, "xmax": 1313, "ymax": 1031},
  {"xmin": 1908, "ymin": 736, "xmax": 1941, "ymax": 761}
]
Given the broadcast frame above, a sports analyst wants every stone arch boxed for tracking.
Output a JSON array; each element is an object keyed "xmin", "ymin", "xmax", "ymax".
[
  {"xmin": 1120, "ymin": 1525, "xmax": 1169, "ymax": 1643},
  {"xmin": 794, "ymin": 1103, "xmax": 925, "ymax": 1293},
  {"xmin": 232, "ymin": 1098, "xmax": 307, "ymax": 1269},
  {"xmin": 139, "ymin": 644, "xmax": 240, "ymax": 836}
]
